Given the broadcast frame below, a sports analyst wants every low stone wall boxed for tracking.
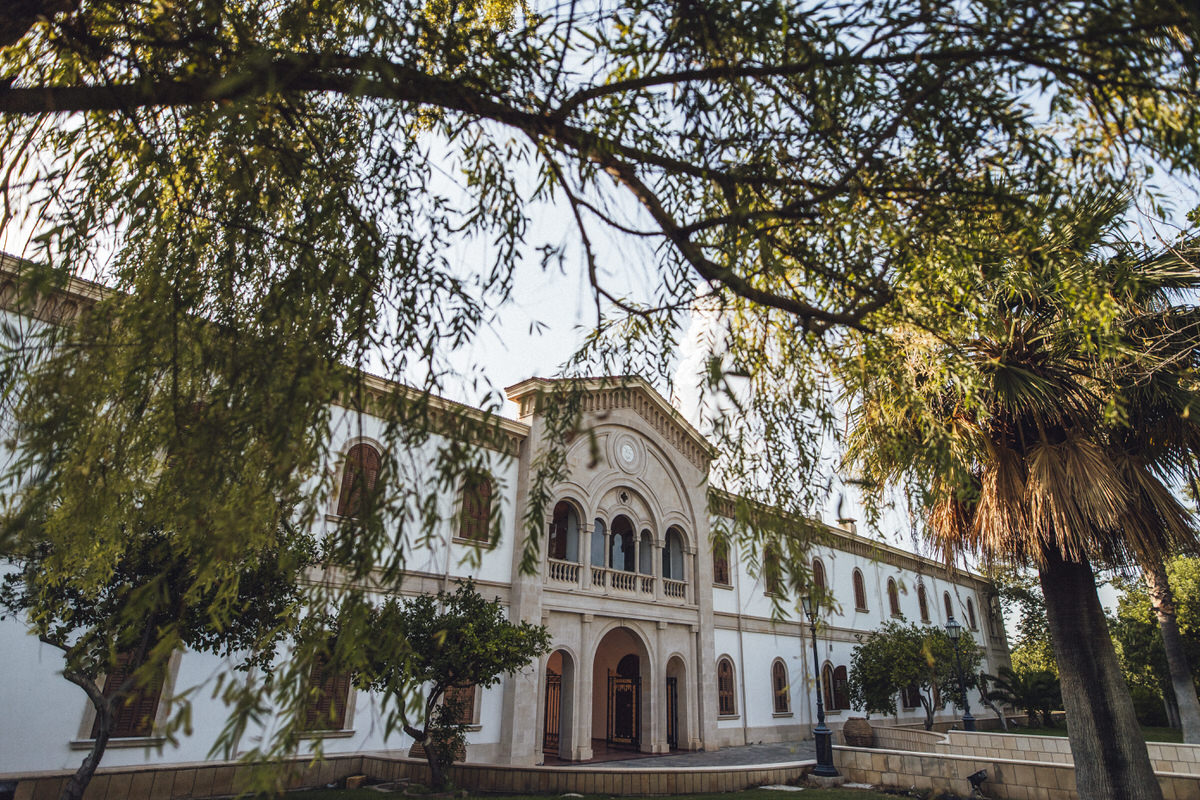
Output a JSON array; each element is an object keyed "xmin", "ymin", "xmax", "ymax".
[
  {"xmin": 6, "ymin": 753, "xmax": 815, "ymax": 800},
  {"xmin": 362, "ymin": 755, "xmax": 813, "ymax": 795},
  {"xmin": 835, "ymin": 725, "xmax": 1200, "ymax": 800},
  {"xmin": 7, "ymin": 755, "xmax": 366, "ymax": 800}
]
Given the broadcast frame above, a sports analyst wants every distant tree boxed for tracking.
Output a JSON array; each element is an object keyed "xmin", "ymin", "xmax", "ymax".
[
  {"xmin": 353, "ymin": 580, "xmax": 550, "ymax": 790},
  {"xmin": 848, "ymin": 620, "xmax": 982, "ymax": 731},
  {"xmin": 1111, "ymin": 556, "xmax": 1200, "ymax": 735},
  {"xmin": 0, "ymin": 514, "xmax": 315, "ymax": 800},
  {"xmin": 985, "ymin": 666, "xmax": 1061, "ymax": 728},
  {"xmin": 991, "ymin": 568, "xmax": 1058, "ymax": 676}
]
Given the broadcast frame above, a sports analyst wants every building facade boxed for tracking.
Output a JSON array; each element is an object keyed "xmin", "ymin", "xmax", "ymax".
[{"xmin": 0, "ymin": 263, "xmax": 1010, "ymax": 777}]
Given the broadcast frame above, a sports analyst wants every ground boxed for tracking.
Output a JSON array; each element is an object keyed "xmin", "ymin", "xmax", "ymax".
[{"xmin": 278, "ymin": 790, "xmax": 906, "ymax": 800}]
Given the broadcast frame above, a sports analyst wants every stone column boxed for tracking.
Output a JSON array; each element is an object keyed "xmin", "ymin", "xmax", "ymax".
[
  {"xmin": 580, "ymin": 523, "xmax": 592, "ymax": 589},
  {"xmin": 575, "ymin": 614, "xmax": 594, "ymax": 760},
  {"xmin": 653, "ymin": 536, "xmax": 665, "ymax": 601}
]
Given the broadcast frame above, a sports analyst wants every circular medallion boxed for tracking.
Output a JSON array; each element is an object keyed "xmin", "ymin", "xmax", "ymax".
[{"xmin": 621, "ymin": 443, "xmax": 636, "ymax": 464}]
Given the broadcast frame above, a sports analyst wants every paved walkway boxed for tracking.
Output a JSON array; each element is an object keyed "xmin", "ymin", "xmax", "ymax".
[{"xmin": 574, "ymin": 740, "xmax": 816, "ymax": 769}]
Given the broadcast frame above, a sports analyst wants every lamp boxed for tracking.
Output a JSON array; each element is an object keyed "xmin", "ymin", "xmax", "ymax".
[
  {"xmin": 945, "ymin": 615, "xmax": 975, "ymax": 732},
  {"xmin": 801, "ymin": 592, "xmax": 839, "ymax": 778}
]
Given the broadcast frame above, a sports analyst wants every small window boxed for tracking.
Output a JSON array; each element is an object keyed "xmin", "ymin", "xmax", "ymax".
[
  {"xmin": 713, "ymin": 537, "xmax": 731, "ymax": 586},
  {"xmin": 901, "ymin": 684, "xmax": 922, "ymax": 710},
  {"xmin": 717, "ymin": 657, "xmax": 737, "ymax": 716},
  {"xmin": 336, "ymin": 443, "xmax": 381, "ymax": 518},
  {"xmin": 812, "ymin": 558, "xmax": 827, "ymax": 598},
  {"xmin": 771, "ymin": 659, "xmax": 790, "ymax": 714},
  {"xmin": 888, "ymin": 578, "xmax": 901, "ymax": 617},
  {"xmin": 918, "ymin": 584, "xmax": 930, "ymax": 623},
  {"xmin": 458, "ymin": 472, "xmax": 493, "ymax": 543},
  {"xmin": 443, "ymin": 684, "xmax": 477, "ymax": 726},
  {"xmin": 833, "ymin": 666, "xmax": 850, "ymax": 711},
  {"xmin": 943, "ymin": 591, "xmax": 953, "ymax": 621},
  {"xmin": 302, "ymin": 655, "xmax": 353, "ymax": 731},
  {"xmin": 92, "ymin": 653, "xmax": 165, "ymax": 739},
  {"xmin": 852, "ymin": 569, "xmax": 868, "ymax": 611},
  {"xmin": 967, "ymin": 598, "xmax": 977, "ymax": 630},
  {"xmin": 611, "ymin": 516, "xmax": 635, "ymax": 571}
]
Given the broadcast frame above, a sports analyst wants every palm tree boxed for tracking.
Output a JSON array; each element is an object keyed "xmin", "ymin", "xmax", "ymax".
[
  {"xmin": 845, "ymin": 193, "xmax": 1200, "ymax": 800},
  {"xmin": 985, "ymin": 666, "xmax": 1059, "ymax": 728}
]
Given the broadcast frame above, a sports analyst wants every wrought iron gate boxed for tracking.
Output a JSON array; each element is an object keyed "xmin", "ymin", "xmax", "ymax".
[
  {"xmin": 543, "ymin": 673, "xmax": 561, "ymax": 753},
  {"xmin": 607, "ymin": 675, "xmax": 641, "ymax": 746},
  {"xmin": 666, "ymin": 676, "xmax": 678, "ymax": 750}
]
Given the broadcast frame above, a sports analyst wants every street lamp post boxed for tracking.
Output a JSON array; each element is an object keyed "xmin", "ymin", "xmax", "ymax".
[
  {"xmin": 800, "ymin": 593, "xmax": 839, "ymax": 777},
  {"xmin": 945, "ymin": 615, "xmax": 976, "ymax": 732}
]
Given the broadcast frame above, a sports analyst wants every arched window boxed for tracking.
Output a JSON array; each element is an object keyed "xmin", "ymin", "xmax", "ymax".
[
  {"xmin": 888, "ymin": 578, "xmax": 901, "ymax": 617},
  {"xmin": 918, "ymin": 584, "xmax": 930, "ymax": 622},
  {"xmin": 663, "ymin": 527, "xmax": 685, "ymax": 580},
  {"xmin": 822, "ymin": 663, "xmax": 835, "ymax": 710},
  {"xmin": 713, "ymin": 537, "xmax": 731, "ymax": 586},
  {"xmin": 944, "ymin": 591, "xmax": 953, "ymax": 621},
  {"xmin": 717, "ymin": 657, "xmax": 737, "ymax": 716},
  {"xmin": 771, "ymin": 659, "xmax": 791, "ymax": 714},
  {"xmin": 610, "ymin": 516, "xmax": 635, "ymax": 572},
  {"xmin": 639, "ymin": 530, "xmax": 653, "ymax": 574},
  {"xmin": 336, "ymin": 443, "xmax": 381, "ymax": 518},
  {"xmin": 967, "ymin": 598, "xmax": 977, "ymax": 630},
  {"xmin": 833, "ymin": 666, "xmax": 850, "ymax": 710},
  {"xmin": 853, "ymin": 569, "xmax": 868, "ymax": 611},
  {"xmin": 549, "ymin": 501, "xmax": 580, "ymax": 562},
  {"xmin": 458, "ymin": 472, "xmax": 493, "ymax": 542},
  {"xmin": 812, "ymin": 558, "xmax": 827, "ymax": 598},
  {"xmin": 591, "ymin": 518, "xmax": 607, "ymax": 566}
]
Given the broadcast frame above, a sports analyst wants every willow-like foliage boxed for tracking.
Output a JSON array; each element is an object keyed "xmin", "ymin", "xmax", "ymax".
[{"xmin": 1, "ymin": 0, "xmax": 1199, "ymax": 786}]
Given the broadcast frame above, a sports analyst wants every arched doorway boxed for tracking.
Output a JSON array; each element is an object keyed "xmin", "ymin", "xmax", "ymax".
[
  {"xmin": 542, "ymin": 649, "xmax": 576, "ymax": 760},
  {"xmin": 592, "ymin": 627, "xmax": 652, "ymax": 752},
  {"xmin": 665, "ymin": 655, "xmax": 687, "ymax": 751}
]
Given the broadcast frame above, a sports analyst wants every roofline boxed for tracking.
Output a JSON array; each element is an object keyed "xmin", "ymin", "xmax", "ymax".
[{"xmin": 505, "ymin": 375, "xmax": 717, "ymax": 459}]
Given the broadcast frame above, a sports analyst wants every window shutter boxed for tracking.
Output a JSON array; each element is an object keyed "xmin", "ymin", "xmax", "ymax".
[
  {"xmin": 93, "ymin": 653, "xmax": 164, "ymax": 739},
  {"xmin": 337, "ymin": 444, "xmax": 381, "ymax": 518}
]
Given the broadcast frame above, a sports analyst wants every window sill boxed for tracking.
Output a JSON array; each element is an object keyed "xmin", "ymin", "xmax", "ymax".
[
  {"xmin": 713, "ymin": 582, "xmax": 734, "ymax": 590},
  {"xmin": 72, "ymin": 737, "xmax": 165, "ymax": 750},
  {"xmin": 772, "ymin": 711, "xmax": 793, "ymax": 718},
  {"xmin": 451, "ymin": 536, "xmax": 495, "ymax": 549},
  {"xmin": 464, "ymin": 723, "xmax": 483, "ymax": 732},
  {"xmin": 298, "ymin": 729, "xmax": 355, "ymax": 740},
  {"xmin": 855, "ymin": 607, "xmax": 869, "ymax": 613},
  {"xmin": 717, "ymin": 714, "xmax": 739, "ymax": 721}
]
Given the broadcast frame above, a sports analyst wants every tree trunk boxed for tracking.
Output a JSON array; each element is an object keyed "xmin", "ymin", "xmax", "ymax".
[
  {"xmin": 62, "ymin": 702, "xmax": 111, "ymax": 800},
  {"xmin": 1143, "ymin": 560, "xmax": 1200, "ymax": 744},
  {"xmin": 979, "ymin": 694, "xmax": 1008, "ymax": 731},
  {"xmin": 1039, "ymin": 550, "xmax": 1163, "ymax": 800}
]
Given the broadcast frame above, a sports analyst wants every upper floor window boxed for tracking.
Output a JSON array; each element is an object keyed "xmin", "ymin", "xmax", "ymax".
[
  {"xmin": 852, "ymin": 569, "xmax": 868, "ymax": 611},
  {"xmin": 713, "ymin": 537, "xmax": 731, "ymax": 586},
  {"xmin": 92, "ymin": 652, "xmax": 166, "ymax": 739},
  {"xmin": 812, "ymin": 558, "xmax": 827, "ymax": 600},
  {"xmin": 458, "ymin": 472, "xmax": 493, "ymax": 543},
  {"xmin": 771, "ymin": 659, "xmax": 791, "ymax": 714},
  {"xmin": 663, "ymin": 527, "xmax": 685, "ymax": 580},
  {"xmin": 591, "ymin": 518, "xmax": 607, "ymax": 566},
  {"xmin": 764, "ymin": 544, "xmax": 783, "ymax": 596},
  {"xmin": 336, "ymin": 443, "xmax": 381, "ymax": 518},
  {"xmin": 967, "ymin": 598, "xmax": 977, "ymax": 630},
  {"xmin": 717, "ymin": 657, "xmax": 737, "ymax": 716},
  {"xmin": 549, "ymin": 501, "xmax": 579, "ymax": 561},
  {"xmin": 610, "ymin": 515, "xmax": 635, "ymax": 572},
  {"xmin": 887, "ymin": 578, "xmax": 901, "ymax": 617},
  {"xmin": 638, "ymin": 530, "xmax": 653, "ymax": 574},
  {"xmin": 943, "ymin": 591, "xmax": 953, "ymax": 621},
  {"xmin": 918, "ymin": 584, "xmax": 930, "ymax": 623}
]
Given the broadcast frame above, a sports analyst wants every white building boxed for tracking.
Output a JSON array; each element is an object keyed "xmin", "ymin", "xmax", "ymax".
[{"xmin": 0, "ymin": 260, "xmax": 1010, "ymax": 777}]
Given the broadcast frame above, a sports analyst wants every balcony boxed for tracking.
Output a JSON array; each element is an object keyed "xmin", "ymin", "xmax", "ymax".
[{"xmin": 547, "ymin": 558, "xmax": 688, "ymax": 603}]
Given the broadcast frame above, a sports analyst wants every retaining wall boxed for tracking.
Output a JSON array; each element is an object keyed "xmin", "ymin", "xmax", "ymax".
[
  {"xmin": 5, "ymin": 753, "xmax": 815, "ymax": 800},
  {"xmin": 834, "ymin": 726, "xmax": 1200, "ymax": 800}
]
